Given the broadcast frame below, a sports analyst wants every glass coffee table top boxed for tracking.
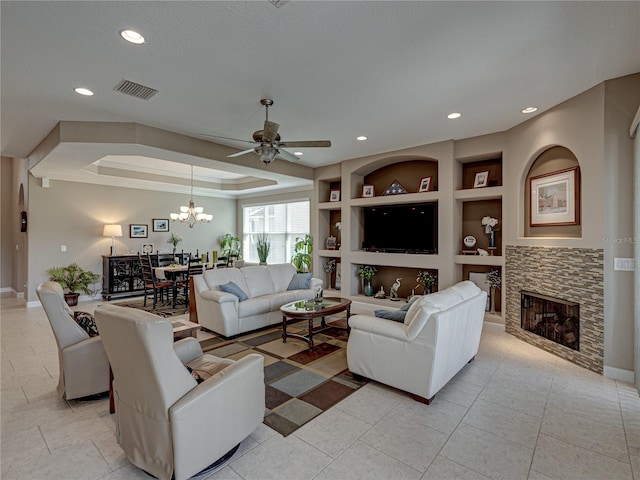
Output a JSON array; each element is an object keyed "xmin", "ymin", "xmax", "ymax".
[{"xmin": 280, "ymin": 297, "xmax": 351, "ymax": 350}]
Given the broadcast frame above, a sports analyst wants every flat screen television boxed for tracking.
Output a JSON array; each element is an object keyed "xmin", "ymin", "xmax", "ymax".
[{"xmin": 362, "ymin": 202, "xmax": 437, "ymax": 254}]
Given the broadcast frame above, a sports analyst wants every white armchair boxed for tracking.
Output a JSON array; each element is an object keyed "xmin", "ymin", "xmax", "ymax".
[
  {"xmin": 36, "ymin": 281, "xmax": 110, "ymax": 400},
  {"xmin": 347, "ymin": 281, "xmax": 487, "ymax": 404},
  {"xmin": 94, "ymin": 304, "xmax": 265, "ymax": 480}
]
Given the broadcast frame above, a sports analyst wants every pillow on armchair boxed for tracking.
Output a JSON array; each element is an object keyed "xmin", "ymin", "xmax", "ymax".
[{"xmin": 73, "ymin": 311, "xmax": 99, "ymax": 337}]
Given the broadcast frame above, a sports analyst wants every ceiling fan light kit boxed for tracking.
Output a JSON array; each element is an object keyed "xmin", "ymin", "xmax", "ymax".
[{"xmin": 202, "ymin": 98, "xmax": 331, "ymax": 166}]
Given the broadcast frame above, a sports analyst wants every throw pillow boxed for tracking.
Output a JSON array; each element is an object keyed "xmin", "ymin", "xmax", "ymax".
[
  {"xmin": 374, "ymin": 309, "xmax": 407, "ymax": 322},
  {"xmin": 73, "ymin": 311, "xmax": 99, "ymax": 337},
  {"xmin": 288, "ymin": 273, "xmax": 313, "ymax": 290},
  {"xmin": 218, "ymin": 281, "xmax": 249, "ymax": 301}
]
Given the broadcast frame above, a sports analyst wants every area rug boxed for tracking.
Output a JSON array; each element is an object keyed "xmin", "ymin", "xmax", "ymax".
[
  {"xmin": 200, "ymin": 317, "xmax": 368, "ymax": 437},
  {"xmin": 109, "ymin": 298, "xmax": 187, "ymax": 318}
]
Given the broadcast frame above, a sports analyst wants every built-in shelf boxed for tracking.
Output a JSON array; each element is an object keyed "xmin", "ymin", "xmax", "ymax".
[
  {"xmin": 318, "ymin": 249, "xmax": 342, "ymax": 258},
  {"xmin": 351, "ymin": 191, "xmax": 439, "ymax": 207},
  {"xmin": 455, "ymin": 255, "xmax": 503, "ymax": 266},
  {"xmin": 454, "ymin": 186, "xmax": 503, "ymax": 201},
  {"xmin": 318, "ymin": 201, "xmax": 342, "ymax": 210}
]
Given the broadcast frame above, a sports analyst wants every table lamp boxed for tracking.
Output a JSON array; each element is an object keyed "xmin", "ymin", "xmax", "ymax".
[{"xmin": 103, "ymin": 224, "xmax": 123, "ymax": 255}]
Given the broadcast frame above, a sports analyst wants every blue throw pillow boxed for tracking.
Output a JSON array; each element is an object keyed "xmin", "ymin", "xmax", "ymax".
[
  {"xmin": 288, "ymin": 273, "xmax": 313, "ymax": 290},
  {"xmin": 218, "ymin": 281, "xmax": 248, "ymax": 301},
  {"xmin": 374, "ymin": 309, "xmax": 407, "ymax": 322}
]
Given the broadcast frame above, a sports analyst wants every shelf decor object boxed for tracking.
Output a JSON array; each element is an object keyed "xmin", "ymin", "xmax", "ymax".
[
  {"xmin": 473, "ymin": 171, "xmax": 489, "ymax": 188},
  {"xmin": 362, "ymin": 184, "xmax": 375, "ymax": 197},
  {"xmin": 329, "ymin": 190, "xmax": 341, "ymax": 202},
  {"xmin": 418, "ymin": 176, "xmax": 432, "ymax": 192},
  {"xmin": 383, "ymin": 179, "xmax": 408, "ymax": 195},
  {"xmin": 529, "ymin": 166, "xmax": 580, "ymax": 227}
]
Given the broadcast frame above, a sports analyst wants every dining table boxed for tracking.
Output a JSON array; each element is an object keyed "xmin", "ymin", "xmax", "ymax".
[{"xmin": 154, "ymin": 265, "xmax": 188, "ymax": 307}]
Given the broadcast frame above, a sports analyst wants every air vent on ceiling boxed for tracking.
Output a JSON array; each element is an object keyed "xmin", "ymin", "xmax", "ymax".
[{"xmin": 113, "ymin": 79, "xmax": 158, "ymax": 100}]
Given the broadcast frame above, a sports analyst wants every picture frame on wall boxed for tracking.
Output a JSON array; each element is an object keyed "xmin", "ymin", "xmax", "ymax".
[
  {"xmin": 473, "ymin": 171, "xmax": 489, "ymax": 188},
  {"xmin": 130, "ymin": 224, "xmax": 148, "ymax": 238},
  {"xmin": 141, "ymin": 243, "xmax": 154, "ymax": 255},
  {"xmin": 152, "ymin": 218, "xmax": 169, "ymax": 232},
  {"xmin": 418, "ymin": 176, "xmax": 432, "ymax": 192},
  {"xmin": 529, "ymin": 167, "xmax": 580, "ymax": 227},
  {"xmin": 362, "ymin": 185, "xmax": 374, "ymax": 197},
  {"xmin": 329, "ymin": 190, "xmax": 341, "ymax": 202}
]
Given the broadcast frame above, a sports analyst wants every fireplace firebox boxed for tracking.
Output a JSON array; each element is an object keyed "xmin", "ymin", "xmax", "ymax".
[{"xmin": 521, "ymin": 291, "xmax": 580, "ymax": 351}]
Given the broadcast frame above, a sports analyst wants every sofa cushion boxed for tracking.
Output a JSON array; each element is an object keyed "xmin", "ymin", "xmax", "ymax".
[
  {"xmin": 267, "ymin": 263, "xmax": 297, "ymax": 293},
  {"xmin": 269, "ymin": 291, "xmax": 299, "ymax": 310},
  {"xmin": 288, "ymin": 273, "xmax": 313, "ymax": 290},
  {"xmin": 238, "ymin": 297, "xmax": 272, "ymax": 317},
  {"xmin": 242, "ymin": 266, "xmax": 276, "ymax": 298},
  {"xmin": 219, "ymin": 281, "xmax": 249, "ymax": 301}
]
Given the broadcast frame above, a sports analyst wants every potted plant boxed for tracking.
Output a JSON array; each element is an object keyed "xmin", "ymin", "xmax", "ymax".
[
  {"xmin": 291, "ymin": 234, "xmax": 313, "ymax": 273},
  {"xmin": 46, "ymin": 263, "xmax": 101, "ymax": 306},
  {"xmin": 220, "ymin": 233, "xmax": 241, "ymax": 265},
  {"xmin": 358, "ymin": 265, "xmax": 377, "ymax": 296},
  {"xmin": 416, "ymin": 270, "xmax": 437, "ymax": 294},
  {"xmin": 167, "ymin": 233, "xmax": 182, "ymax": 255},
  {"xmin": 255, "ymin": 233, "xmax": 270, "ymax": 264}
]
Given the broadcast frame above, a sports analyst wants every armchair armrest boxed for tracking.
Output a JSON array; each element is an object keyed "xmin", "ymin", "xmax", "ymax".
[
  {"xmin": 349, "ymin": 314, "xmax": 409, "ymax": 341},
  {"xmin": 169, "ymin": 354, "xmax": 265, "ymax": 475},
  {"xmin": 173, "ymin": 337, "xmax": 203, "ymax": 364}
]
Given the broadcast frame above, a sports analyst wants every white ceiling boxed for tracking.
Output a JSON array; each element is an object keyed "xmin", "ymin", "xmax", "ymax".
[{"xmin": 2, "ymin": 1, "xmax": 639, "ymax": 196}]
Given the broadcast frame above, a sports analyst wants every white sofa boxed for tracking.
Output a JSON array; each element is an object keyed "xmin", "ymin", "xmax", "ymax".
[
  {"xmin": 347, "ymin": 280, "xmax": 487, "ymax": 403},
  {"xmin": 192, "ymin": 263, "xmax": 322, "ymax": 337}
]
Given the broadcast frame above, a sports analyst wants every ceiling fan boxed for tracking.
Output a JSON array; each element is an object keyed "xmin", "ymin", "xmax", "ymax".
[{"xmin": 201, "ymin": 99, "xmax": 331, "ymax": 165}]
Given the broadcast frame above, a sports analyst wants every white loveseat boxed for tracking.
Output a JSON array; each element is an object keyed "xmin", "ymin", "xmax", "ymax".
[
  {"xmin": 347, "ymin": 280, "xmax": 487, "ymax": 403},
  {"xmin": 192, "ymin": 263, "xmax": 322, "ymax": 337}
]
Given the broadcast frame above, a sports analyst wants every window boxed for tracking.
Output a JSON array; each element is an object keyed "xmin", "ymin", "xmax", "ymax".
[{"xmin": 242, "ymin": 200, "xmax": 310, "ymax": 264}]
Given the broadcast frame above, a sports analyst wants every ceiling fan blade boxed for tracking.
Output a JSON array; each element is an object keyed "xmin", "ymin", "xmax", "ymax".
[
  {"xmin": 199, "ymin": 133, "xmax": 256, "ymax": 145},
  {"xmin": 227, "ymin": 148, "xmax": 256, "ymax": 158},
  {"xmin": 279, "ymin": 140, "xmax": 332, "ymax": 148},
  {"xmin": 276, "ymin": 148, "xmax": 300, "ymax": 162},
  {"xmin": 262, "ymin": 121, "xmax": 280, "ymax": 143}
]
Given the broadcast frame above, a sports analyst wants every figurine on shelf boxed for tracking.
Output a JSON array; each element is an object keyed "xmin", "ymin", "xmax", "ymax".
[
  {"xmin": 390, "ymin": 278, "xmax": 402, "ymax": 301},
  {"xmin": 374, "ymin": 286, "xmax": 386, "ymax": 299}
]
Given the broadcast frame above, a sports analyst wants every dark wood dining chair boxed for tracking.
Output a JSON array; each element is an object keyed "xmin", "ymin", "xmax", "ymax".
[
  {"xmin": 139, "ymin": 254, "xmax": 173, "ymax": 309},
  {"xmin": 174, "ymin": 258, "xmax": 204, "ymax": 309}
]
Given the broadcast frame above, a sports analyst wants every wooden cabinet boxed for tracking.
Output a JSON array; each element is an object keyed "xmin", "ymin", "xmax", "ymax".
[{"xmin": 102, "ymin": 255, "xmax": 144, "ymax": 299}]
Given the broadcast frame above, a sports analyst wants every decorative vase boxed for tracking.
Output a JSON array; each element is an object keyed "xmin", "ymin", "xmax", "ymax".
[
  {"xmin": 489, "ymin": 230, "xmax": 496, "ymax": 248},
  {"xmin": 363, "ymin": 279, "xmax": 374, "ymax": 297},
  {"xmin": 489, "ymin": 287, "xmax": 496, "ymax": 313},
  {"xmin": 424, "ymin": 286, "xmax": 432, "ymax": 295},
  {"xmin": 64, "ymin": 293, "xmax": 80, "ymax": 307}
]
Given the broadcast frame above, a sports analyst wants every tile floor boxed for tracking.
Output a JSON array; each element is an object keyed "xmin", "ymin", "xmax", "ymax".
[{"xmin": 2, "ymin": 294, "xmax": 640, "ymax": 479}]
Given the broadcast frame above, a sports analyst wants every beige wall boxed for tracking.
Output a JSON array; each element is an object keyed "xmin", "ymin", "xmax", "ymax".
[
  {"xmin": 1, "ymin": 158, "xmax": 14, "ymax": 290},
  {"xmin": 26, "ymin": 177, "xmax": 236, "ymax": 303}
]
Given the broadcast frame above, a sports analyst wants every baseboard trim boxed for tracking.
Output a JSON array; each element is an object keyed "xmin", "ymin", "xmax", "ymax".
[{"xmin": 604, "ymin": 366, "xmax": 635, "ymax": 383}]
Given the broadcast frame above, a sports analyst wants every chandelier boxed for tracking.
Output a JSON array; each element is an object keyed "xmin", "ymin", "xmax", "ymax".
[{"xmin": 170, "ymin": 165, "xmax": 213, "ymax": 228}]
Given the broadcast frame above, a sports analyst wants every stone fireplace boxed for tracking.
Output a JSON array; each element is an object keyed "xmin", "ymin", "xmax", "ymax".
[{"xmin": 505, "ymin": 246, "xmax": 604, "ymax": 374}]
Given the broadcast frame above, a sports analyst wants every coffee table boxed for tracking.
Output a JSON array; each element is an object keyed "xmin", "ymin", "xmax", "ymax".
[{"xmin": 280, "ymin": 297, "xmax": 351, "ymax": 350}]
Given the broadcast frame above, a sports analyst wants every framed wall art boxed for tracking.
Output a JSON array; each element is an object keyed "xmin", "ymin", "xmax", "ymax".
[
  {"xmin": 529, "ymin": 167, "xmax": 580, "ymax": 227},
  {"xmin": 141, "ymin": 243, "xmax": 154, "ymax": 255},
  {"xmin": 329, "ymin": 190, "xmax": 341, "ymax": 202},
  {"xmin": 130, "ymin": 224, "xmax": 148, "ymax": 238},
  {"xmin": 153, "ymin": 218, "xmax": 169, "ymax": 232},
  {"xmin": 362, "ymin": 184, "xmax": 375, "ymax": 198},
  {"xmin": 473, "ymin": 171, "xmax": 489, "ymax": 188},
  {"xmin": 418, "ymin": 176, "xmax": 432, "ymax": 192}
]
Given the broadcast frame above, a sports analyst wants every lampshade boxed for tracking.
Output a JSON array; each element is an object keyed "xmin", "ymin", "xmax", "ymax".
[{"xmin": 103, "ymin": 224, "xmax": 123, "ymax": 237}]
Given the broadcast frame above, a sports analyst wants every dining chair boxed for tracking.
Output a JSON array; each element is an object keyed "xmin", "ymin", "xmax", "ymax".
[
  {"xmin": 173, "ymin": 259, "xmax": 203, "ymax": 309},
  {"xmin": 156, "ymin": 253, "xmax": 174, "ymax": 267},
  {"xmin": 139, "ymin": 254, "xmax": 174, "ymax": 309}
]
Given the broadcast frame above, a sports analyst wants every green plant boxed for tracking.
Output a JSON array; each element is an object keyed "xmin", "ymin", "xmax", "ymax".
[
  {"xmin": 167, "ymin": 233, "xmax": 182, "ymax": 251},
  {"xmin": 46, "ymin": 263, "xmax": 101, "ymax": 295},
  {"xmin": 291, "ymin": 234, "xmax": 313, "ymax": 273},
  {"xmin": 416, "ymin": 270, "xmax": 437, "ymax": 291},
  {"xmin": 323, "ymin": 259, "xmax": 337, "ymax": 273},
  {"xmin": 255, "ymin": 233, "xmax": 271, "ymax": 263},
  {"xmin": 358, "ymin": 265, "xmax": 377, "ymax": 280},
  {"xmin": 220, "ymin": 233, "xmax": 241, "ymax": 260}
]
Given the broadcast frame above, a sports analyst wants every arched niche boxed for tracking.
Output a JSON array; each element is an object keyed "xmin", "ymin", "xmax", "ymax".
[
  {"xmin": 362, "ymin": 158, "xmax": 438, "ymax": 196},
  {"xmin": 524, "ymin": 146, "xmax": 581, "ymax": 238}
]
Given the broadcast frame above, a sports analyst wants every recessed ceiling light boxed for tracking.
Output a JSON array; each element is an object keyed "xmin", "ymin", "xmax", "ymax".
[
  {"xmin": 522, "ymin": 106, "xmax": 538, "ymax": 114},
  {"xmin": 74, "ymin": 87, "xmax": 94, "ymax": 96},
  {"xmin": 447, "ymin": 112, "xmax": 461, "ymax": 119},
  {"xmin": 120, "ymin": 30, "xmax": 145, "ymax": 44},
  {"xmin": 294, "ymin": 152, "xmax": 303, "ymax": 156},
  {"xmin": 356, "ymin": 136, "xmax": 367, "ymax": 141}
]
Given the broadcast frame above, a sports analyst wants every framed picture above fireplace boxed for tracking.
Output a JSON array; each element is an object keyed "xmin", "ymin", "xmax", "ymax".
[{"xmin": 529, "ymin": 167, "xmax": 580, "ymax": 227}]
